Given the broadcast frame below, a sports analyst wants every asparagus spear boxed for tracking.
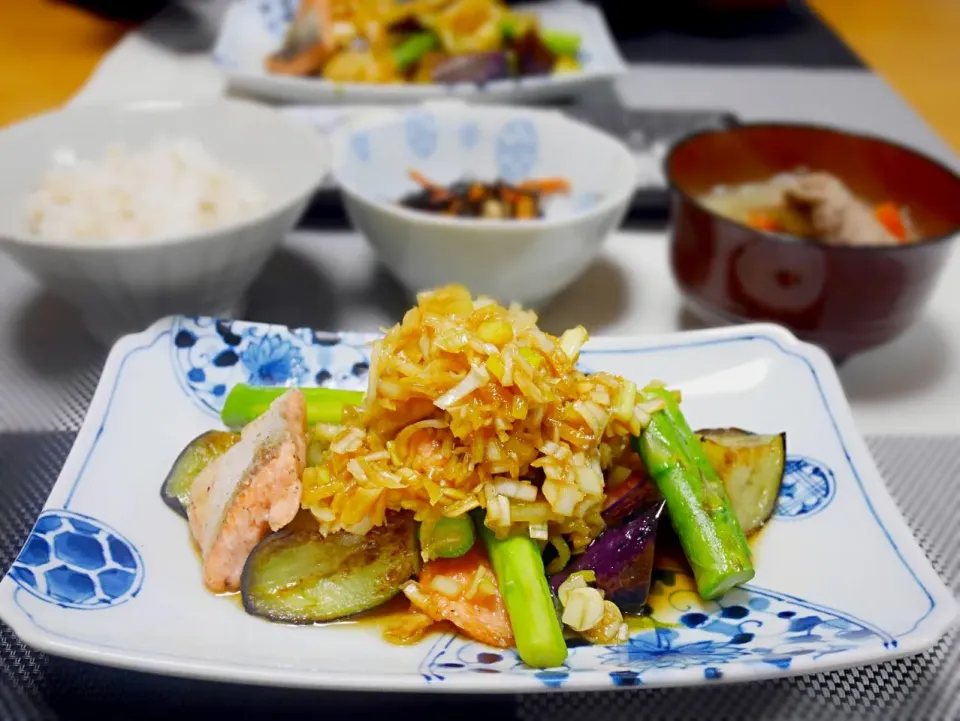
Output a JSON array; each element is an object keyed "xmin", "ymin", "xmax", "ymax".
[
  {"xmin": 221, "ymin": 385, "xmax": 364, "ymax": 429},
  {"xmin": 499, "ymin": 17, "xmax": 581, "ymax": 57},
  {"xmin": 420, "ymin": 516, "xmax": 476, "ymax": 561},
  {"xmin": 392, "ymin": 32, "xmax": 439, "ymax": 71},
  {"xmin": 473, "ymin": 512, "xmax": 567, "ymax": 669},
  {"xmin": 540, "ymin": 30, "xmax": 581, "ymax": 57},
  {"xmin": 634, "ymin": 386, "xmax": 755, "ymax": 600}
]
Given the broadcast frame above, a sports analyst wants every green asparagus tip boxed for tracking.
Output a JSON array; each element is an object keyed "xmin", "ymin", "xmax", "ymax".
[
  {"xmin": 221, "ymin": 384, "xmax": 364, "ymax": 429},
  {"xmin": 540, "ymin": 29, "xmax": 581, "ymax": 57}
]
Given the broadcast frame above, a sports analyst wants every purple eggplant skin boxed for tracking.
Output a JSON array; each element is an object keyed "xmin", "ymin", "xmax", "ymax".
[
  {"xmin": 550, "ymin": 480, "xmax": 666, "ymax": 614},
  {"xmin": 430, "ymin": 52, "xmax": 510, "ymax": 85},
  {"xmin": 512, "ymin": 30, "xmax": 556, "ymax": 77},
  {"xmin": 601, "ymin": 469, "xmax": 661, "ymax": 528}
]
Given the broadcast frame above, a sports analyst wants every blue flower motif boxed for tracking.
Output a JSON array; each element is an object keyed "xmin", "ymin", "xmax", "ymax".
[
  {"xmin": 776, "ymin": 456, "xmax": 836, "ymax": 519},
  {"xmin": 496, "ymin": 118, "xmax": 539, "ymax": 182},
  {"xmin": 422, "ymin": 567, "xmax": 885, "ymax": 685},
  {"xmin": 405, "ymin": 111, "xmax": 439, "ymax": 160},
  {"xmin": 600, "ymin": 628, "xmax": 751, "ymax": 673},
  {"xmin": 9, "ymin": 510, "xmax": 144, "ymax": 609},
  {"xmin": 240, "ymin": 335, "xmax": 306, "ymax": 385},
  {"xmin": 171, "ymin": 317, "xmax": 373, "ymax": 418}
]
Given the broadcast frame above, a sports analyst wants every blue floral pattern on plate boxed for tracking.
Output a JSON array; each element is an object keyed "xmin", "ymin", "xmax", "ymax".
[
  {"xmin": 8, "ymin": 510, "xmax": 144, "ymax": 610},
  {"xmin": 420, "ymin": 569, "xmax": 887, "ymax": 687},
  {"xmin": 776, "ymin": 456, "xmax": 836, "ymax": 519},
  {"xmin": 240, "ymin": 335, "xmax": 307, "ymax": 385},
  {"xmin": 171, "ymin": 317, "xmax": 373, "ymax": 418}
]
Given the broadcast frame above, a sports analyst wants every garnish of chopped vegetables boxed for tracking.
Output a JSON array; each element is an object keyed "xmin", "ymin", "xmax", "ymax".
[
  {"xmin": 303, "ymin": 283, "xmax": 652, "ymax": 547},
  {"xmin": 398, "ymin": 169, "xmax": 571, "ymax": 220},
  {"xmin": 557, "ymin": 570, "xmax": 628, "ymax": 644}
]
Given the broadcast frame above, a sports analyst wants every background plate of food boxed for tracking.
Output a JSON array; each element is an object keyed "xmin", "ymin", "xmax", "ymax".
[
  {"xmin": 211, "ymin": 0, "xmax": 629, "ymax": 103},
  {"xmin": 0, "ymin": 287, "xmax": 955, "ymax": 692}
]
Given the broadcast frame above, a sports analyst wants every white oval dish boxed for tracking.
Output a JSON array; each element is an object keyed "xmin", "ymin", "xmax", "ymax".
[{"xmin": 212, "ymin": 0, "xmax": 628, "ymax": 105}]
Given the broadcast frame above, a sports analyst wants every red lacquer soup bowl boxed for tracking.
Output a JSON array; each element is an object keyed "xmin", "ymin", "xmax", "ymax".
[{"xmin": 665, "ymin": 123, "xmax": 960, "ymax": 360}]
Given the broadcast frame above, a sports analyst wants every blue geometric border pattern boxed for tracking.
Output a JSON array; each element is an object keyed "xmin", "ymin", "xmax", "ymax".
[
  {"xmin": 775, "ymin": 456, "xmax": 836, "ymax": 520},
  {"xmin": 421, "ymin": 569, "xmax": 889, "ymax": 688},
  {"xmin": 171, "ymin": 317, "xmax": 373, "ymax": 419},
  {"xmin": 8, "ymin": 510, "xmax": 144, "ymax": 610}
]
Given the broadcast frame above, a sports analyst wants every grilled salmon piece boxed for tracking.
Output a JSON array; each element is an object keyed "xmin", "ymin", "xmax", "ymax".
[{"xmin": 188, "ymin": 389, "xmax": 307, "ymax": 592}]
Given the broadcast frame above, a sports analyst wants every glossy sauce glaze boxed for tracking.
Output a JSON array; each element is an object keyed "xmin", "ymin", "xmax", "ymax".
[{"xmin": 206, "ymin": 520, "xmax": 770, "ymax": 647}]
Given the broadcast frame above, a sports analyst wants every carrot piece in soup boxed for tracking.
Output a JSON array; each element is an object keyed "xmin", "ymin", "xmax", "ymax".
[
  {"xmin": 874, "ymin": 202, "xmax": 909, "ymax": 242},
  {"xmin": 746, "ymin": 210, "xmax": 782, "ymax": 233}
]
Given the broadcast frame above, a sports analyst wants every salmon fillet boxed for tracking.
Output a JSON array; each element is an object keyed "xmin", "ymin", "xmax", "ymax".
[
  {"xmin": 188, "ymin": 389, "xmax": 307, "ymax": 593},
  {"xmin": 404, "ymin": 546, "xmax": 514, "ymax": 649}
]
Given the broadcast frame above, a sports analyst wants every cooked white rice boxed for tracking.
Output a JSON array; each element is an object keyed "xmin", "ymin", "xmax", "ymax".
[{"xmin": 25, "ymin": 138, "xmax": 267, "ymax": 243}]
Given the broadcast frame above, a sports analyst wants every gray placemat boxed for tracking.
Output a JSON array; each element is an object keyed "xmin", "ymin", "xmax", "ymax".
[{"xmin": 1, "ymin": 434, "xmax": 958, "ymax": 720}]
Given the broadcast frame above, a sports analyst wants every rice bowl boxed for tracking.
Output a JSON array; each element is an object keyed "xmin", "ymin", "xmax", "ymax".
[
  {"xmin": 0, "ymin": 99, "xmax": 330, "ymax": 342},
  {"xmin": 25, "ymin": 139, "xmax": 268, "ymax": 243}
]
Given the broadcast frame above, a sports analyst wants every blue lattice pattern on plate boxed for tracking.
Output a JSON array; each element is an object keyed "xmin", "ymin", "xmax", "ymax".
[
  {"xmin": 171, "ymin": 318, "xmax": 373, "ymax": 418},
  {"xmin": 8, "ymin": 510, "xmax": 144, "ymax": 609},
  {"xmin": 776, "ymin": 456, "xmax": 836, "ymax": 518},
  {"xmin": 422, "ymin": 569, "xmax": 887, "ymax": 687}
]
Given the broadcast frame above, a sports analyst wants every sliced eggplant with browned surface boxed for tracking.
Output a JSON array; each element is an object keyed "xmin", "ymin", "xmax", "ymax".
[
  {"xmin": 241, "ymin": 512, "xmax": 421, "ymax": 624},
  {"xmin": 697, "ymin": 428, "xmax": 786, "ymax": 535},
  {"xmin": 161, "ymin": 430, "xmax": 239, "ymax": 518}
]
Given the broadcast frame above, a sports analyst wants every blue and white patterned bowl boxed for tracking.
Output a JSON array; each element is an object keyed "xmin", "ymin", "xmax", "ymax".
[{"xmin": 330, "ymin": 102, "xmax": 637, "ymax": 308}]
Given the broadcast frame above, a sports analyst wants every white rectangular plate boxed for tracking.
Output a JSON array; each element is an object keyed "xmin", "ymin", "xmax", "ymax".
[
  {"xmin": 212, "ymin": 0, "xmax": 628, "ymax": 104},
  {"xmin": 1, "ymin": 317, "xmax": 955, "ymax": 693}
]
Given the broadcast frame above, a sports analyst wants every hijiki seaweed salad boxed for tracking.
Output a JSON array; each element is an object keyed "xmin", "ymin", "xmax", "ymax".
[{"xmin": 161, "ymin": 285, "xmax": 787, "ymax": 668}]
